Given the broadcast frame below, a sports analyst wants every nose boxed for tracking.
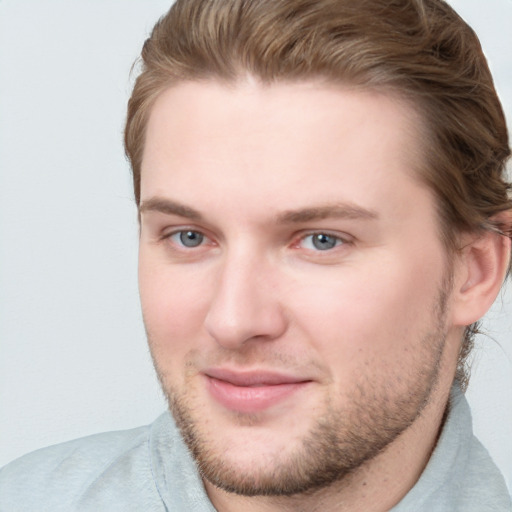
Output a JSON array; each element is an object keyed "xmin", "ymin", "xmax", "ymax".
[{"xmin": 204, "ymin": 251, "xmax": 288, "ymax": 349}]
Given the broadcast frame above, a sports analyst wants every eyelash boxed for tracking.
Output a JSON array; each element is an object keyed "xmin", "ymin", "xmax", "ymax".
[
  {"xmin": 295, "ymin": 232, "xmax": 347, "ymax": 251},
  {"xmin": 162, "ymin": 228, "xmax": 349, "ymax": 253},
  {"xmin": 164, "ymin": 229, "xmax": 212, "ymax": 249}
]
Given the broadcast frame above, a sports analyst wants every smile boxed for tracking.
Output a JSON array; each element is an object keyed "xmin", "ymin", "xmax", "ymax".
[{"xmin": 204, "ymin": 369, "xmax": 312, "ymax": 413}]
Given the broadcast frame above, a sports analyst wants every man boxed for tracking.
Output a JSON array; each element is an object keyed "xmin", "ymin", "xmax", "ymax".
[{"xmin": 1, "ymin": 0, "xmax": 511, "ymax": 510}]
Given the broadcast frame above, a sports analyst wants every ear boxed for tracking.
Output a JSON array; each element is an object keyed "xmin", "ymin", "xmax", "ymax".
[{"xmin": 451, "ymin": 225, "xmax": 511, "ymax": 327}]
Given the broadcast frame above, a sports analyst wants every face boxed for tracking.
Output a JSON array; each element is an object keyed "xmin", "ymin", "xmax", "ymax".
[{"xmin": 138, "ymin": 80, "xmax": 457, "ymax": 496}]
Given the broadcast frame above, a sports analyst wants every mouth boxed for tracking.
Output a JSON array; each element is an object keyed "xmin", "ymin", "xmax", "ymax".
[{"xmin": 203, "ymin": 368, "xmax": 312, "ymax": 413}]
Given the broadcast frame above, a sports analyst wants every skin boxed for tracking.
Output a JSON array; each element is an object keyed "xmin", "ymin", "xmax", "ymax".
[{"xmin": 137, "ymin": 79, "xmax": 493, "ymax": 511}]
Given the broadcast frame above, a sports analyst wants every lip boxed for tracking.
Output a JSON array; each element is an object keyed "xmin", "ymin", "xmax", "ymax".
[{"xmin": 203, "ymin": 368, "xmax": 312, "ymax": 413}]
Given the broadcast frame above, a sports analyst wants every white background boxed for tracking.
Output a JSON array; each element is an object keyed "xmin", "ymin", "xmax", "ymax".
[{"xmin": 1, "ymin": 0, "xmax": 511, "ymax": 493}]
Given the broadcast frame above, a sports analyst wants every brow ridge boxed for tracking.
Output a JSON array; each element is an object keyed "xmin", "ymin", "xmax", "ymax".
[
  {"xmin": 139, "ymin": 197, "xmax": 203, "ymax": 220},
  {"xmin": 139, "ymin": 197, "xmax": 378, "ymax": 224},
  {"xmin": 277, "ymin": 204, "xmax": 378, "ymax": 223}
]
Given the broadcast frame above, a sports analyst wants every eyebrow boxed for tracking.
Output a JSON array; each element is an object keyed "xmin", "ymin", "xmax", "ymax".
[
  {"xmin": 139, "ymin": 196, "xmax": 378, "ymax": 224},
  {"xmin": 277, "ymin": 204, "xmax": 378, "ymax": 223},
  {"xmin": 139, "ymin": 197, "xmax": 203, "ymax": 220}
]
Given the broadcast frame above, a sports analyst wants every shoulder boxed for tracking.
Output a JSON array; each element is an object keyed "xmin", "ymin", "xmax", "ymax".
[
  {"xmin": 457, "ymin": 433, "xmax": 512, "ymax": 511},
  {"xmin": 0, "ymin": 418, "xmax": 164, "ymax": 512},
  {"xmin": 394, "ymin": 386, "xmax": 512, "ymax": 511}
]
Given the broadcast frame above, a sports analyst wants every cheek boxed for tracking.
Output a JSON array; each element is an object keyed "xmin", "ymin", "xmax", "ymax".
[
  {"xmin": 289, "ymin": 256, "xmax": 445, "ymax": 363},
  {"xmin": 138, "ymin": 257, "xmax": 211, "ymax": 360}
]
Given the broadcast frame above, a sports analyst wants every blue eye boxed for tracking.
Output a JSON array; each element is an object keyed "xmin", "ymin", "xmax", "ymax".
[
  {"xmin": 302, "ymin": 233, "xmax": 343, "ymax": 251},
  {"xmin": 171, "ymin": 230, "xmax": 205, "ymax": 248}
]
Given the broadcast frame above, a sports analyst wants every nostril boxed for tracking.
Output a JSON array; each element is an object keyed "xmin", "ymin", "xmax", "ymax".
[{"xmin": 204, "ymin": 300, "xmax": 288, "ymax": 349}]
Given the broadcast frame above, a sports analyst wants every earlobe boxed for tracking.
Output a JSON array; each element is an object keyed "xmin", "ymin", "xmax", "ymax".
[{"xmin": 452, "ymin": 228, "xmax": 511, "ymax": 327}]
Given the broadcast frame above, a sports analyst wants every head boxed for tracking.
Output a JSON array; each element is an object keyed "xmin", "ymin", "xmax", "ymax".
[
  {"xmin": 126, "ymin": 0, "xmax": 512, "ymax": 501},
  {"xmin": 126, "ymin": 0, "xmax": 511, "ymax": 388}
]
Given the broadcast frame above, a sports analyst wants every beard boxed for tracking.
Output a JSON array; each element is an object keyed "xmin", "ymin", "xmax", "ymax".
[{"xmin": 150, "ymin": 280, "xmax": 451, "ymax": 498}]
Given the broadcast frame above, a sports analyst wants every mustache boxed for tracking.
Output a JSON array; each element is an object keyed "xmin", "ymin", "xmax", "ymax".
[{"xmin": 182, "ymin": 346, "xmax": 329, "ymax": 378}]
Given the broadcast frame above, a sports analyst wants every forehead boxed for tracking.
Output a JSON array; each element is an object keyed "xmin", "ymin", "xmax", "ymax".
[
  {"xmin": 143, "ymin": 79, "xmax": 422, "ymax": 159},
  {"xmin": 140, "ymin": 79, "xmax": 430, "ymax": 227}
]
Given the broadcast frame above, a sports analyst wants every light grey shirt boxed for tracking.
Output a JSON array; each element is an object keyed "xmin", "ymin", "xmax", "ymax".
[{"xmin": 1, "ymin": 386, "xmax": 510, "ymax": 511}]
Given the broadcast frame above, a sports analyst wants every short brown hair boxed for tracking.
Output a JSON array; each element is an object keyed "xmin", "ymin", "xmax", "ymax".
[{"xmin": 125, "ymin": 0, "xmax": 512, "ymax": 386}]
